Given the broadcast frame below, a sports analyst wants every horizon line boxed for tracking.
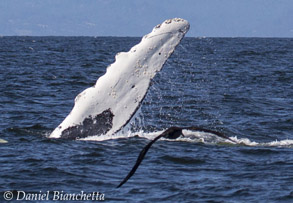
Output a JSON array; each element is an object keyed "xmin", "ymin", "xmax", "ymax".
[{"xmin": 1, "ymin": 35, "xmax": 292, "ymax": 39}]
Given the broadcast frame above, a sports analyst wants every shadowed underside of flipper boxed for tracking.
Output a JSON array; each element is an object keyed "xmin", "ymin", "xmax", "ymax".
[
  {"xmin": 117, "ymin": 126, "xmax": 236, "ymax": 188},
  {"xmin": 50, "ymin": 18, "xmax": 190, "ymax": 139}
]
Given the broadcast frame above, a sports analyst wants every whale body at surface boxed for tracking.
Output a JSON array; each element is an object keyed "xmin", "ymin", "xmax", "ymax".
[{"xmin": 49, "ymin": 18, "xmax": 190, "ymax": 139}]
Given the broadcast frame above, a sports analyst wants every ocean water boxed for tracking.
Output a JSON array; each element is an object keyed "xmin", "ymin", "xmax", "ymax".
[{"xmin": 0, "ymin": 36, "xmax": 292, "ymax": 202}]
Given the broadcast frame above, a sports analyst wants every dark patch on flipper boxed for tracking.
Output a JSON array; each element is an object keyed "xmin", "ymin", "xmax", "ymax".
[
  {"xmin": 61, "ymin": 109, "xmax": 114, "ymax": 139},
  {"xmin": 117, "ymin": 126, "xmax": 236, "ymax": 188}
]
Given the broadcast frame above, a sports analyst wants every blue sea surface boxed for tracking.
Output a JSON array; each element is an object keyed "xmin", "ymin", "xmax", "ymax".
[{"xmin": 0, "ymin": 37, "xmax": 293, "ymax": 202}]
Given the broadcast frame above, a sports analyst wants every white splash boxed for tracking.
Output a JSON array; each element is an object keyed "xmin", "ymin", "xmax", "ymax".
[
  {"xmin": 50, "ymin": 18, "xmax": 190, "ymax": 139},
  {"xmin": 81, "ymin": 128, "xmax": 293, "ymax": 148},
  {"xmin": 229, "ymin": 136, "xmax": 293, "ymax": 147}
]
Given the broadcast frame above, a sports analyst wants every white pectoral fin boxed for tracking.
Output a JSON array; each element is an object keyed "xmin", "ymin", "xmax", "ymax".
[{"xmin": 49, "ymin": 18, "xmax": 190, "ymax": 139}]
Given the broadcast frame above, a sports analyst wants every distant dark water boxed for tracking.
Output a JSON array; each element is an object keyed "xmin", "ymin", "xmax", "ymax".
[{"xmin": 0, "ymin": 36, "xmax": 293, "ymax": 202}]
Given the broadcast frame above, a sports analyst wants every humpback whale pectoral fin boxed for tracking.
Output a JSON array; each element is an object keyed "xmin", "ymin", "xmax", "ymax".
[
  {"xmin": 49, "ymin": 18, "xmax": 190, "ymax": 139},
  {"xmin": 60, "ymin": 109, "xmax": 114, "ymax": 140}
]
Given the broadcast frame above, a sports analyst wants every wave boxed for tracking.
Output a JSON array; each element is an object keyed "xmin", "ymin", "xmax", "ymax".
[
  {"xmin": 80, "ymin": 129, "xmax": 293, "ymax": 148},
  {"xmin": 230, "ymin": 137, "xmax": 293, "ymax": 147}
]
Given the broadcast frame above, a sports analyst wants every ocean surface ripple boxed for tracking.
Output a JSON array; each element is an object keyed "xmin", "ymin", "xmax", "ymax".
[{"xmin": 0, "ymin": 37, "xmax": 292, "ymax": 202}]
